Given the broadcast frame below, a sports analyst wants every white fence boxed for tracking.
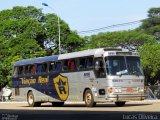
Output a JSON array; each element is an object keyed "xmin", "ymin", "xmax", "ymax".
[{"xmin": 145, "ymin": 86, "xmax": 160, "ymax": 100}]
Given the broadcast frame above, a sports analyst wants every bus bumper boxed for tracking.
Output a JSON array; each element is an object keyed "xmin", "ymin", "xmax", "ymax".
[{"xmin": 106, "ymin": 94, "xmax": 145, "ymax": 102}]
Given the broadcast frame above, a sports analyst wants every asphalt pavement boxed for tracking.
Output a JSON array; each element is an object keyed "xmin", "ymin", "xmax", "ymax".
[{"xmin": 0, "ymin": 101, "xmax": 160, "ymax": 120}]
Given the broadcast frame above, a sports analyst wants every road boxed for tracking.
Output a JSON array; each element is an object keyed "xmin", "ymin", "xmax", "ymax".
[{"xmin": 0, "ymin": 101, "xmax": 160, "ymax": 120}]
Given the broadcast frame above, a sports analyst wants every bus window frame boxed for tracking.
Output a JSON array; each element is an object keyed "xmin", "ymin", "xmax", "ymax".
[
  {"xmin": 53, "ymin": 61, "xmax": 62, "ymax": 72},
  {"xmin": 17, "ymin": 66, "xmax": 24, "ymax": 76},
  {"xmin": 36, "ymin": 62, "xmax": 48, "ymax": 74},
  {"xmin": 24, "ymin": 65, "xmax": 30, "ymax": 75},
  {"xmin": 77, "ymin": 56, "xmax": 94, "ymax": 71},
  {"xmin": 62, "ymin": 59, "xmax": 77, "ymax": 72},
  {"xmin": 49, "ymin": 61, "xmax": 56, "ymax": 73},
  {"xmin": 30, "ymin": 64, "xmax": 36, "ymax": 74},
  {"xmin": 25, "ymin": 64, "xmax": 37, "ymax": 75}
]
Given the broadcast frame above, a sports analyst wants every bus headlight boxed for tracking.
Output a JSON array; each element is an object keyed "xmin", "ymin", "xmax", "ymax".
[
  {"xmin": 107, "ymin": 87, "xmax": 113, "ymax": 93},
  {"xmin": 138, "ymin": 88, "xmax": 144, "ymax": 93},
  {"xmin": 107, "ymin": 87, "xmax": 122, "ymax": 93},
  {"xmin": 114, "ymin": 87, "xmax": 122, "ymax": 93}
]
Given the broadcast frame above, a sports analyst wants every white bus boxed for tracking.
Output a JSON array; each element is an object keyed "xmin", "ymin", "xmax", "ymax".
[{"xmin": 12, "ymin": 48, "xmax": 145, "ymax": 107}]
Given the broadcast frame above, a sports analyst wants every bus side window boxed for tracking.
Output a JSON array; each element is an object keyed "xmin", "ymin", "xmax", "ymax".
[
  {"xmin": 55, "ymin": 62, "xmax": 62, "ymax": 71},
  {"xmin": 68, "ymin": 59, "xmax": 76, "ymax": 71},
  {"xmin": 36, "ymin": 63, "xmax": 47, "ymax": 73},
  {"xmin": 79, "ymin": 58, "xmax": 85, "ymax": 70},
  {"xmin": 18, "ymin": 66, "xmax": 23, "ymax": 75},
  {"xmin": 49, "ymin": 62, "xmax": 56, "ymax": 72},
  {"xmin": 31, "ymin": 65, "xmax": 36, "ymax": 74},
  {"xmin": 63, "ymin": 60, "xmax": 69, "ymax": 71},
  {"xmin": 36, "ymin": 64, "xmax": 42, "ymax": 73},
  {"xmin": 42, "ymin": 63, "xmax": 47, "ymax": 72},
  {"xmin": 24, "ymin": 65, "xmax": 29, "ymax": 74},
  {"xmin": 78, "ymin": 57, "xmax": 93, "ymax": 70},
  {"xmin": 85, "ymin": 57, "xmax": 93, "ymax": 69}
]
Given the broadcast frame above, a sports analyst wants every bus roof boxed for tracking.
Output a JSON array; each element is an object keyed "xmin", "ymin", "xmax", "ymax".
[
  {"xmin": 14, "ymin": 48, "xmax": 125, "ymax": 66},
  {"xmin": 58, "ymin": 48, "xmax": 101, "ymax": 60},
  {"xmin": 14, "ymin": 55, "xmax": 58, "ymax": 66},
  {"xmin": 58, "ymin": 48, "xmax": 123, "ymax": 60}
]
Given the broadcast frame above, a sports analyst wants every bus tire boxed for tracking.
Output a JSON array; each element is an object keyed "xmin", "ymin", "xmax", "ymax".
[
  {"xmin": 84, "ymin": 89, "xmax": 96, "ymax": 107},
  {"xmin": 115, "ymin": 102, "xmax": 126, "ymax": 107},
  {"xmin": 27, "ymin": 91, "xmax": 41, "ymax": 107},
  {"xmin": 52, "ymin": 102, "xmax": 64, "ymax": 107}
]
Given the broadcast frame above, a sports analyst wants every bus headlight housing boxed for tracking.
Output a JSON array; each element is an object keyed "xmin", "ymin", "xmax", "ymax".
[
  {"xmin": 107, "ymin": 87, "xmax": 113, "ymax": 93},
  {"xmin": 114, "ymin": 87, "xmax": 122, "ymax": 93},
  {"xmin": 107, "ymin": 87, "xmax": 122, "ymax": 93},
  {"xmin": 138, "ymin": 88, "xmax": 144, "ymax": 93}
]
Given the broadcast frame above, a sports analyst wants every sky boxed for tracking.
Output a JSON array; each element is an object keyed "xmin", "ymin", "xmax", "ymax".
[{"xmin": 0, "ymin": 0, "xmax": 160, "ymax": 36}]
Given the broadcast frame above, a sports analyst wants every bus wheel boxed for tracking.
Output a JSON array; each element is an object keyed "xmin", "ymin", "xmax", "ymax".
[
  {"xmin": 52, "ymin": 102, "xmax": 64, "ymax": 107},
  {"xmin": 115, "ymin": 102, "xmax": 126, "ymax": 107},
  {"xmin": 27, "ymin": 91, "xmax": 41, "ymax": 107},
  {"xmin": 84, "ymin": 89, "xmax": 96, "ymax": 107}
]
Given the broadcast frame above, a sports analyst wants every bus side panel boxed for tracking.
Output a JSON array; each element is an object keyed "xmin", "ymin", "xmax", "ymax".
[{"xmin": 12, "ymin": 72, "xmax": 70, "ymax": 102}]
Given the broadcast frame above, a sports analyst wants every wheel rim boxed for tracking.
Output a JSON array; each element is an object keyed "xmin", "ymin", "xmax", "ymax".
[
  {"xmin": 28, "ymin": 95, "xmax": 33, "ymax": 104},
  {"xmin": 86, "ymin": 93, "xmax": 92, "ymax": 104}
]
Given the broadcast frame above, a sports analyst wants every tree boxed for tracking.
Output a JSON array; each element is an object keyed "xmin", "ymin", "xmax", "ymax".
[
  {"xmin": 138, "ymin": 44, "xmax": 160, "ymax": 85},
  {"xmin": 0, "ymin": 6, "xmax": 84, "ymax": 54},
  {"xmin": 0, "ymin": 6, "xmax": 84, "ymax": 87},
  {"xmin": 84, "ymin": 30, "xmax": 156, "ymax": 50},
  {"xmin": 139, "ymin": 7, "xmax": 160, "ymax": 40},
  {"xmin": 43, "ymin": 13, "xmax": 84, "ymax": 54},
  {"xmin": 0, "ymin": 36, "xmax": 46, "ymax": 88}
]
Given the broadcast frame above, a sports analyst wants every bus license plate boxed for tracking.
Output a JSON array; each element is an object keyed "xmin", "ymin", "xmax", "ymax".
[{"xmin": 127, "ymin": 88, "xmax": 133, "ymax": 92}]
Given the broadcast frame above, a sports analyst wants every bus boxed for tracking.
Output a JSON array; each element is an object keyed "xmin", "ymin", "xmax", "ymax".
[{"xmin": 12, "ymin": 48, "xmax": 145, "ymax": 107}]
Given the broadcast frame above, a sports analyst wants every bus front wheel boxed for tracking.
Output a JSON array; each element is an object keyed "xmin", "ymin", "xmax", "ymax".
[
  {"xmin": 84, "ymin": 89, "xmax": 96, "ymax": 107},
  {"xmin": 115, "ymin": 102, "xmax": 126, "ymax": 107},
  {"xmin": 27, "ymin": 91, "xmax": 41, "ymax": 107}
]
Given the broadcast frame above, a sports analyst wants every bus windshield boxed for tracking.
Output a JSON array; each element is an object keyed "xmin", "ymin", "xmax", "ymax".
[{"xmin": 105, "ymin": 56, "xmax": 143, "ymax": 76}]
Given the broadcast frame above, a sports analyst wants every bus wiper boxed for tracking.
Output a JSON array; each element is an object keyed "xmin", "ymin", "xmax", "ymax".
[{"xmin": 116, "ymin": 70, "xmax": 128, "ymax": 76}]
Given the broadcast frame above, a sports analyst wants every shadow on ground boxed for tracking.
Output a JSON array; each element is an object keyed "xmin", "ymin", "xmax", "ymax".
[
  {"xmin": 0, "ymin": 108, "xmax": 159, "ymax": 120},
  {"xmin": 23, "ymin": 102, "xmax": 152, "ymax": 108}
]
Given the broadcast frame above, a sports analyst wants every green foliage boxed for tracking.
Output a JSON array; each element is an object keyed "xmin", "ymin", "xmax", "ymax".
[
  {"xmin": 138, "ymin": 44, "xmax": 160, "ymax": 85},
  {"xmin": 148, "ymin": 8, "xmax": 160, "ymax": 18},
  {"xmin": 43, "ymin": 14, "xmax": 84, "ymax": 54},
  {"xmin": 0, "ymin": 6, "xmax": 84, "ymax": 87},
  {"xmin": 137, "ymin": 7, "xmax": 160, "ymax": 85},
  {"xmin": 139, "ymin": 7, "xmax": 160, "ymax": 40},
  {"xmin": 84, "ymin": 30, "xmax": 156, "ymax": 49}
]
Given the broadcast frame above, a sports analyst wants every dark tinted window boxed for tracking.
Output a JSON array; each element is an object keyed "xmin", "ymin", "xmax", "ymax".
[
  {"xmin": 78, "ymin": 57, "xmax": 93, "ymax": 70},
  {"xmin": 18, "ymin": 66, "xmax": 23, "ymax": 75},
  {"xmin": 36, "ymin": 63, "xmax": 48, "ymax": 73}
]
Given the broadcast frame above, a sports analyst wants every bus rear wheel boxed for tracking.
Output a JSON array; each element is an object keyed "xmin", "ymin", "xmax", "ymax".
[
  {"xmin": 84, "ymin": 89, "xmax": 96, "ymax": 107},
  {"xmin": 115, "ymin": 102, "xmax": 126, "ymax": 107},
  {"xmin": 27, "ymin": 91, "xmax": 41, "ymax": 107}
]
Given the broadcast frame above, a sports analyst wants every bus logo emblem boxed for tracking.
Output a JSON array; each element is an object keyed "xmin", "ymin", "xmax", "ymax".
[{"xmin": 54, "ymin": 75, "xmax": 69, "ymax": 101}]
